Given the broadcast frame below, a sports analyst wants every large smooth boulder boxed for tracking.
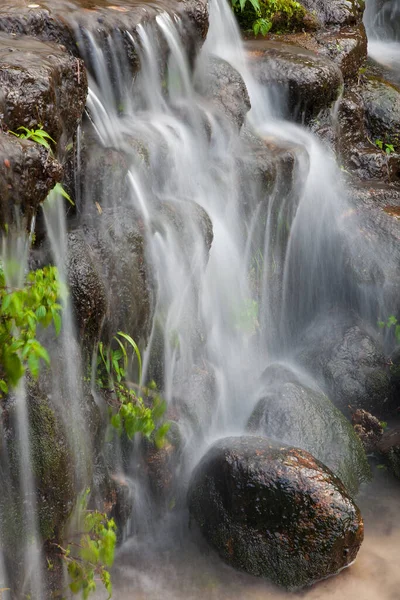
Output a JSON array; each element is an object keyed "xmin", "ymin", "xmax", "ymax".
[
  {"xmin": 247, "ymin": 364, "xmax": 370, "ymax": 495},
  {"xmin": 296, "ymin": 313, "xmax": 391, "ymax": 416},
  {"xmin": 188, "ymin": 436, "xmax": 364, "ymax": 590},
  {"xmin": 316, "ymin": 23, "xmax": 367, "ymax": 80},
  {"xmin": 0, "ymin": 131, "xmax": 62, "ymax": 226},
  {"xmin": 246, "ymin": 41, "xmax": 343, "ymax": 123},
  {"xmin": 0, "ymin": 34, "xmax": 87, "ymax": 145}
]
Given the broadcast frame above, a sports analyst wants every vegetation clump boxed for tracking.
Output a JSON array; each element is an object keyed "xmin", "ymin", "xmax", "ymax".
[
  {"xmin": 0, "ymin": 262, "xmax": 63, "ymax": 396},
  {"xmin": 97, "ymin": 332, "xmax": 170, "ymax": 448},
  {"xmin": 54, "ymin": 489, "xmax": 116, "ymax": 600},
  {"xmin": 232, "ymin": 0, "xmax": 310, "ymax": 36}
]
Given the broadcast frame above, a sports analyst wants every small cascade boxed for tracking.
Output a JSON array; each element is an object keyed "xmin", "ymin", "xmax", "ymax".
[{"xmin": 365, "ymin": 0, "xmax": 400, "ymax": 78}]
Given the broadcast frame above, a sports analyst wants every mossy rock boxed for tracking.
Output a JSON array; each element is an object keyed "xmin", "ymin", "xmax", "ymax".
[{"xmin": 0, "ymin": 380, "xmax": 75, "ymax": 546}]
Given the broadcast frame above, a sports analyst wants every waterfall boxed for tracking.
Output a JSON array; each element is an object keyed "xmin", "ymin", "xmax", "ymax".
[{"xmin": 0, "ymin": 0, "xmax": 399, "ymax": 596}]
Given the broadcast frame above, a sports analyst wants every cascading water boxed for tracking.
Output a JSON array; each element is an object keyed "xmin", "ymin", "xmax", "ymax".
[
  {"xmin": 365, "ymin": 0, "xmax": 400, "ymax": 79},
  {"xmin": 1, "ymin": 0, "xmax": 399, "ymax": 597}
]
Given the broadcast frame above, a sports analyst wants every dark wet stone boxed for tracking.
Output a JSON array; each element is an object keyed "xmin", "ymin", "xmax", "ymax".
[
  {"xmin": 0, "ymin": 0, "xmax": 209, "ymax": 66},
  {"xmin": 195, "ymin": 56, "xmax": 250, "ymax": 131},
  {"xmin": 300, "ymin": 0, "xmax": 364, "ymax": 26},
  {"xmin": 0, "ymin": 34, "xmax": 87, "ymax": 146},
  {"xmin": 0, "ymin": 131, "xmax": 62, "ymax": 226},
  {"xmin": 247, "ymin": 364, "xmax": 370, "ymax": 495},
  {"xmin": 188, "ymin": 436, "xmax": 364, "ymax": 590},
  {"xmin": 352, "ymin": 408, "xmax": 384, "ymax": 453},
  {"xmin": 68, "ymin": 207, "xmax": 153, "ymax": 353},
  {"xmin": 0, "ymin": 379, "xmax": 75, "ymax": 546},
  {"xmin": 360, "ymin": 76, "xmax": 400, "ymax": 152},
  {"xmin": 316, "ymin": 23, "xmax": 367, "ymax": 80},
  {"xmin": 296, "ymin": 313, "xmax": 391, "ymax": 417},
  {"xmin": 67, "ymin": 230, "xmax": 108, "ymax": 349},
  {"xmin": 246, "ymin": 40, "xmax": 343, "ymax": 123},
  {"xmin": 346, "ymin": 184, "xmax": 400, "ymax": 311}
]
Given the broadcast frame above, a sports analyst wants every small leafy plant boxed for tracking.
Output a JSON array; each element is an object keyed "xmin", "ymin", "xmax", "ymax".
[
  {"xmin": 378, "ymin": 315, "xmax": 400, "ymax": 344},
  {"xmin": 54, "ymin": 489, "xmax": 116, "ymax": 600},
  {"xmin": 8, "ymin": 125, "xmax": 74, "ymax": 205},
  {"xmin": 97, "ymin": 332, "xmax": 170, "ymax": 447},
  {"xmin": 376, "ymin": 139, "xmax": 395, "ymax": 155},
  {"xmin": 0, "ymin": 262, "xmax": 63, "ymax": 396},
  {"xmin": 9, "ymin": 125, "xmax": 56, "ymax": 151}
]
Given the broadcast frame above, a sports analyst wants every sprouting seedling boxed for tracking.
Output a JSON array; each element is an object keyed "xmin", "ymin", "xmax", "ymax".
[{"xmin": 9, "ymin": 125, "xmax": 56, "ymax": 151}]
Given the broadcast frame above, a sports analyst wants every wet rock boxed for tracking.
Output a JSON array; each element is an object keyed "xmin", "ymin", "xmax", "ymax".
[
  {"xmin": 377, "ymin": 428, "xmax": 400, "ymax": 479},
  {"xmin": 316, "ymin": 23, "xmax": 367, "ymax": 80},
  {"xmin": 143, "ymin": 422, "xmax": 182, "ymax": 505},
  {"xmin": 296, "ymin": 313, "xmax": 391, "ymax": 416},
  {"xmin": 389, "ymin": 347, "xmax": 400, "ymax": 404},
  {"xmin": 68, "ymin": 208, "xmax": 153, "ymax": 352},
  {"xmin": 246, "ymin": 40, "xmax": 343, "ymax": 123},
  {"xmin": 0, "ymin": 131, "xmax": 62, "ymax": 226},
  {"xmin": 0, "ymin": 379, "xmax": 75, "ymax": 549},
  {"xmin": 360, "ymin": 76, "xmax": 400, "ymax": 152},
  {"xmin": 346, "ymin": 184, "xmax": 400, "ymax": 312},
  {"xmin": 67, "ymin": 230, "xmax": 108, "ymax": 348},
  {"xmin": 352, "ymin": 408, "xmax": 384, "ymax": 452},
  {"xmin": 247, "ymin": 364, "xmax": 370, "ymax": 495},
  {"xmin": 300, "ymin": 0, "xmax": 364, "ymax": 26},
  {"xmin": 188, "ymin": 436, "xmax": 364, "ymax": 590},
  {"xmin": 0, "ymin": 0, "xmax": 209, "ymax": 67},
  {"xmin": 195, "ymin": 56, "xmax": 250, "ymax": 131},
  {"xmin": 0, "ymin": 34, "xmax": 87, "ymax": 146}
]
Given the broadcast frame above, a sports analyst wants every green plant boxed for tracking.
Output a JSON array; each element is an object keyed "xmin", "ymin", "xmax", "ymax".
[
  {"xmin": 378, "ymin": 315, "xmax": 400, "ymax": 344},
  {"xmin": 9, "ymin": 125, "xmax": 74, "ymax": 205},
  {"xmin": 375, "ymin": 139, "xmax": 395, "ymax": 155},
  {"xmin": 97, "ymin": 332, "xmax": 170, "ymax": 447},
  {"xmin": 54, "ymin": 489, "xmax": 116, "ymax": 600},
  {"xmin": 0, "ymin": 262, "xmax": 63, "ymax": 396},
  {"xmin": 232, "ymin": 0, "xmax": 307, "ymax": 36},
  {"xmin": 9, "ymin": 125, "xmax": 55, "ymax": 151}
]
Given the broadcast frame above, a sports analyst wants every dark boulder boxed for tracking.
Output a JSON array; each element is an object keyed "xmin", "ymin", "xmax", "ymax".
[
  {"xmin": 246, "ymin": 40, "xmax": 343, "ymax": 123},
  {"xmin": 0, "ymin": 34, "xmax": 87, "ymax": 146},
  {"xmin": 188, "ymin": 436, "xmax": 364, "ymax": 590},
  {"xmin": 247, "ymin": 364, "xmax": 370, "ymax": 495},
  {"xmin": 195, "ymin": 56, "xmax": 250, "ymax": 131},
  {"xmin": 360, "ymin": 76, "xmax": 400, "ymax": 152},
  {"xmin": 0, "ymin": 131, "xmax": 62, "ymax": 226},
  {"xmin": 67, "ymin": 208, "xmax": 153, "ymax": 352},
  {"xmin": 377, "ymin": 428, "xmax": 400, "ymax": 480},
  {"xmin": 316, "ymin": 23, "xmax": 367, "ymax": 80},
  {"xmin": 296, "ymin": 313, "xmax": 391, "ymax": 416}
]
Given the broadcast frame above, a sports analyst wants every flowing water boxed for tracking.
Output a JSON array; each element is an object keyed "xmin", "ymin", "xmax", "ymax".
[{"xmin": 0, "ymin": 0, "xmax": 399, "ymax": 597}]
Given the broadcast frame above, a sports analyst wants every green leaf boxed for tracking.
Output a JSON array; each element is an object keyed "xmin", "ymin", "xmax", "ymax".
[
  {"xmin": 116, "ymin": 331, "xmax": 142, "ymax": 383},
  {"xmin": 52, "ymin": 182, "xmax": 75, "ymax": 206}
]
